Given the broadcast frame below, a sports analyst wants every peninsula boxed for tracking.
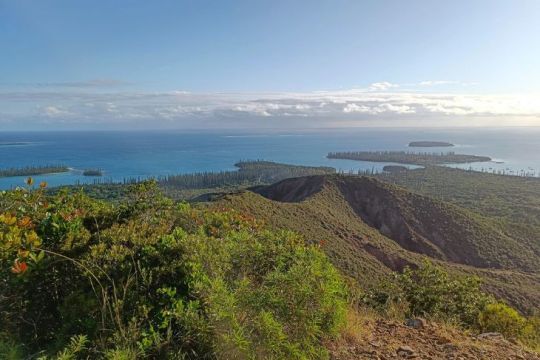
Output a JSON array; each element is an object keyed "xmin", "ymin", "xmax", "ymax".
[{"xmin": 0, "ymin": 165, "xmax": 69, "ymax": 178}]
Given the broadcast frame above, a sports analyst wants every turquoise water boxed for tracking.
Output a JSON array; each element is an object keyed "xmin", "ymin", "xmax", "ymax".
[{"xmin": 1, "ymin": 127, "xmax": 539, "ymax": 189}]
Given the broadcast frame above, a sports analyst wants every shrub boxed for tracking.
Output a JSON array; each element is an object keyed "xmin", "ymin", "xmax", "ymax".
[
  {"xmin": 478, "ymin": 302, "xmax": 526, "ymax": 339},
  {"xmin": 395, "ymin": 261, "xmax": 491, "ymax": 326},
  {"xmin": 175, "ymin": 227, "xmax": 346, "ymax": 358},
  {"xmin": 376, "ymin": 261, "xmax": 540, "ymax": 350},
  {"xmin": 0, "ymin": 179, "xmax": 346, "ymax": 359},
  {"xmin": 360, "ymin": 277, "xmax": 409, "ymax": 320},
  {"xmin": 364, "ymin": 261, "xmax": 540, "ymax": 351},
  {"xmin": 0, "ymin": 334, "xmax": 23, "ymax": 360},
  {"xmin": 521, "ymin": 315, "xmax": 540, "ymax": 351}
]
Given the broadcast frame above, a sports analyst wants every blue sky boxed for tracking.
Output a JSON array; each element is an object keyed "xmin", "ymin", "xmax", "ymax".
[{"xmin": 1, "ymin": 0, "xmax": 539, "ymax": 129}]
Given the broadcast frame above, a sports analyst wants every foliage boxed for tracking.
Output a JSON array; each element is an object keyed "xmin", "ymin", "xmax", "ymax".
[
  {"xmin": 46, "ymin": 160, "xmax": 336, "ymax": 202},
  {"xmin": 362, "ymin": 262, "xmax": 492, "ymax": 326},
  {"xmin": 37, "ymin": 335, "xmax": 89, "ymax": 360},
  {"xmin": 396, "ymin": 261, "xmax": 492, "ymax": 326},
  {"xmin": 477, "ymin": 303, "xmax": 540, "ymax": 350},
  {"xmin": 478, "ymin": 303, "xmax": 526, "ymax": 339},
  {"xmin": 362, "ymin": 261, "xmax": 540, "ymax": 350},
  {"xmin": 218, "ymin": 174, "xmax": 540, "ymax": 311},
  {"xmin": 161, "ymin": 160, "xmax": 335, "ymax": 190},
  {"xmin": 82, "ymin": 169, "xmax": 103, "ymax": 177},
  {"xmin": 376, "ymin": 166, "xmax": 540, "ymax": 272},
  {"xmin": 2, "ymin": 171, "xmax": 539, "ymax": 357},
  {"xmin": 0, "ymin": 335, "xmax": 23, "ymax": 360},
  {"xmin": 377, "ymin": 166, "xmax": 540, "ymax": 227},
  {"xmin": 521, "ymin": 315, "xmax": 540, "ymax": 351},
  {"xmin": 0, "ymin": 178, "xmax": 346, "ymax": 359}
]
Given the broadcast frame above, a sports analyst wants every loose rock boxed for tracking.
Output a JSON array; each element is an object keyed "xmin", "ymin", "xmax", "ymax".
[{"xmin": 405, "ymin": 318, "xmax": 427, "ymax": 329}]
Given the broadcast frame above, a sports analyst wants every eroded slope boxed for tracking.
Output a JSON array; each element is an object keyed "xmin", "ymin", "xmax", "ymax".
[{"xmin": 216, "ymin": 174, "xmax": 540, "ymax": 311}]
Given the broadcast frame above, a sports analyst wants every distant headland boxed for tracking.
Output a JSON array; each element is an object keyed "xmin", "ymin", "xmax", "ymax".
[
  {"xmin": 408, "ymin": 141, "xmax": 454, "ymax": 147},
  {"xmin": 0, "ymin": 165, "xmax": 69, "ymax": 178},
  {"xmin": 327, "ymin": 151, "xmax": 491, "ymax": 166}
]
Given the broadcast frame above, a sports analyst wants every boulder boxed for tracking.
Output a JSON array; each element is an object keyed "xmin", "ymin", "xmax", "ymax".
[{"xmin": 405, "ymin": 318, "xmax": 427, "ymax": 329}]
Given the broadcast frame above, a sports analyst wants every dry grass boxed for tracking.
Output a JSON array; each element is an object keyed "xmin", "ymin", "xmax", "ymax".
[{"xmin": 328, "ymin": 307, "xmax": 540, "ymax": 360}]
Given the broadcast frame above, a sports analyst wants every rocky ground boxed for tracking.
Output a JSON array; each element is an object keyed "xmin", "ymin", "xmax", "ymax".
[{"xmin": 328, "ymin": 316, "xmax": 539, "ymax": 360}]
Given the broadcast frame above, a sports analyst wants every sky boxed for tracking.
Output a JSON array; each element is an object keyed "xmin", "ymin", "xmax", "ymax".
[{"xmin": 1, "ymin": 0, "xmax": 540, "ymax": 130}]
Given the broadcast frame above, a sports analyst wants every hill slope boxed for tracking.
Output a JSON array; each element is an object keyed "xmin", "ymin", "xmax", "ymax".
[
  {"xmin": 329, "ymin": 315, "xmax": 540, "ymax": 360},
  {"xmin": 216, "ymin": 174, "xmax": 540, "ymax": 311}
]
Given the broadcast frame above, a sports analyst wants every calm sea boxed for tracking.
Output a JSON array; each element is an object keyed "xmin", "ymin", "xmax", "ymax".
[{"xmin": 1, "ymin": 127, "xmax": 540, "ymax": 189}]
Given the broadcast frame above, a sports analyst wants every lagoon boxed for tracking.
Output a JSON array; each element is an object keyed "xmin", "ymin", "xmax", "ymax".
[{"xmin": 1, "ymin": 127, "xmax": 539, "ymax": 189}]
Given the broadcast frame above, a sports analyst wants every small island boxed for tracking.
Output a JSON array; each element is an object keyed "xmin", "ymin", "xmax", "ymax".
[
  {"xmin": 83, "ymin": 169, "xmax": 103, "ymax": 177},
  {"xmin": 327, "ymin": 151, "xmax": 491, "ymax": 166},
  {"xmin": 383, "ymin": 165, "xmax": 409, "ymax": 173},
  {"xmin": 0, "ymin": 165, "xmax": 69, "ymax": 178},
  {"xmin": 409, "ymin": 141, "xmax": 454, "ymax": 147}
]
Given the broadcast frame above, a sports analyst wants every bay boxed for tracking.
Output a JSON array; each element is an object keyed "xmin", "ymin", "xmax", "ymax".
[{"xmin": 1, "ymin": 127, "xmax": 539, "ymax": 189}]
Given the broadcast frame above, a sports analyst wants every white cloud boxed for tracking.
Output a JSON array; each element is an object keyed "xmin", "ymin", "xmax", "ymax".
[
  {"xmin": 419, "ymin": 80, "xmax": 459, "ymax": 86},
  {"xmin": 367, "ymin": 82, "xmax": 400, "ymax": 91},
  {"xmin": 379, "ymin": 103, "xmax": 415, "ymax": 114},
  {"xmin": 343, "ymin": 102, "xmax": 415, "ymax": 115},
  {"xmin": 41, "ymin": 106, "xmax": 72, "ymax": 117},
  {"xmin": 343, "ymin": 103, "xmax": 370, "ymax": 113},
  {"xmin": 417, "ymin": 80, "xmax": 479, "ymax": 87},
  {"xmin": 232, "ymin": 104, "xmax": 271, "ymax": 117},
  {"xmin": 1, "ymin": 86, "xmax": 539, "ymax": 128}
]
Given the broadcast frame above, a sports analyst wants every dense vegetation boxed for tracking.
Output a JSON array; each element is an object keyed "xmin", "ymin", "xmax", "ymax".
[
  {"xmin": 160, "ymin": 160, "xmax": 335, "ymax": 190},
  {"xmin": 82, "ymin": 169, "xmax": 103, "ymax": 177},
  {"xmin": 48, "ymin": 161, "xmax": 336, "ymax": 202},
  {"xmin": 0, "ymin": 179, "xmax": 346, "ymax": 359},
  {"xmin": 1, "ymin": 177, "xmax": 539, "ymax": 358},
  {"xmin": 327, "ymin": 151, "xmax": 491, "ymax": 165},
  {"xmin": 220, "ymin": 174, "xmax": 540, "ymax": 311},
  {"xmin": 376, "ymin": 166, "xmax": 540, "ymax": 265},
  {"xmin": 0, "ymin": 165, "xmax": 68, "ymax": 178},
  {"xmin": 363, "ymin": 261, "xmax": 540, "ymax": 350},
  {"xmin": 376, "ymin": 166, "xmax": 540, "ymax": 227}
]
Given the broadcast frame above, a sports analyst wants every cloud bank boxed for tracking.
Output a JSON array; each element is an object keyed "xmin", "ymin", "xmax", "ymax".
[{"xmin": 1, "ymin": 82, "xmax": 539, "ymax": 129}]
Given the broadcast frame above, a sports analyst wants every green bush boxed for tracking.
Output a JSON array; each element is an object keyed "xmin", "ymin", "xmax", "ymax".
[
  {"xmin": 478, "ymin": 303, "xmax": 526, "ymax": 339},
  {"xmin": 397, "ymin": 261, "xmax": 491, "ymax": 326},
  {"xmin": 0, "ymin": 334, "xmax": 23, "ymax": 360},
  {"xmin": 0, "ymin": 180, "xmax": 346, "ymax": 359},
  {"xmin": 363, "ymin": 261, "xmax": 540, "ymax": 351},
  {"xmin": 521, "ymin": 315, "xmax": 540, "ymax": 351},
  {"xmin": 363, "ymin": 261, "xmax": 492, "ymax": 326},
  {"xmin": 175, "ymin": 227, "xmax": 346, "ymax": 358}
]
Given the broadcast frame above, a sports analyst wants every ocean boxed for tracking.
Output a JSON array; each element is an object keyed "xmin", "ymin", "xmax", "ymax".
[{"xmin": 1, "ymin": 127, "xmax": 540, "ymax": 189}]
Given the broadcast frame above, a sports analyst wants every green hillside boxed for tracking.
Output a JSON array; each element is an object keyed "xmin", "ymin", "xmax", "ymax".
[
  {"xmin": 217, "ymin": 175, "xmax": 540, "ymax": 311},
  {"xmin": 377, "ymin": 166, "xmax": 540, "ymax": 226},
  {"xmin": 1, "ymin": 176, "xmax": 539, "ymax": 358},
  {"xmin": 377, "ymin": 166, "xmax": 540, "ymax": 260}
]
